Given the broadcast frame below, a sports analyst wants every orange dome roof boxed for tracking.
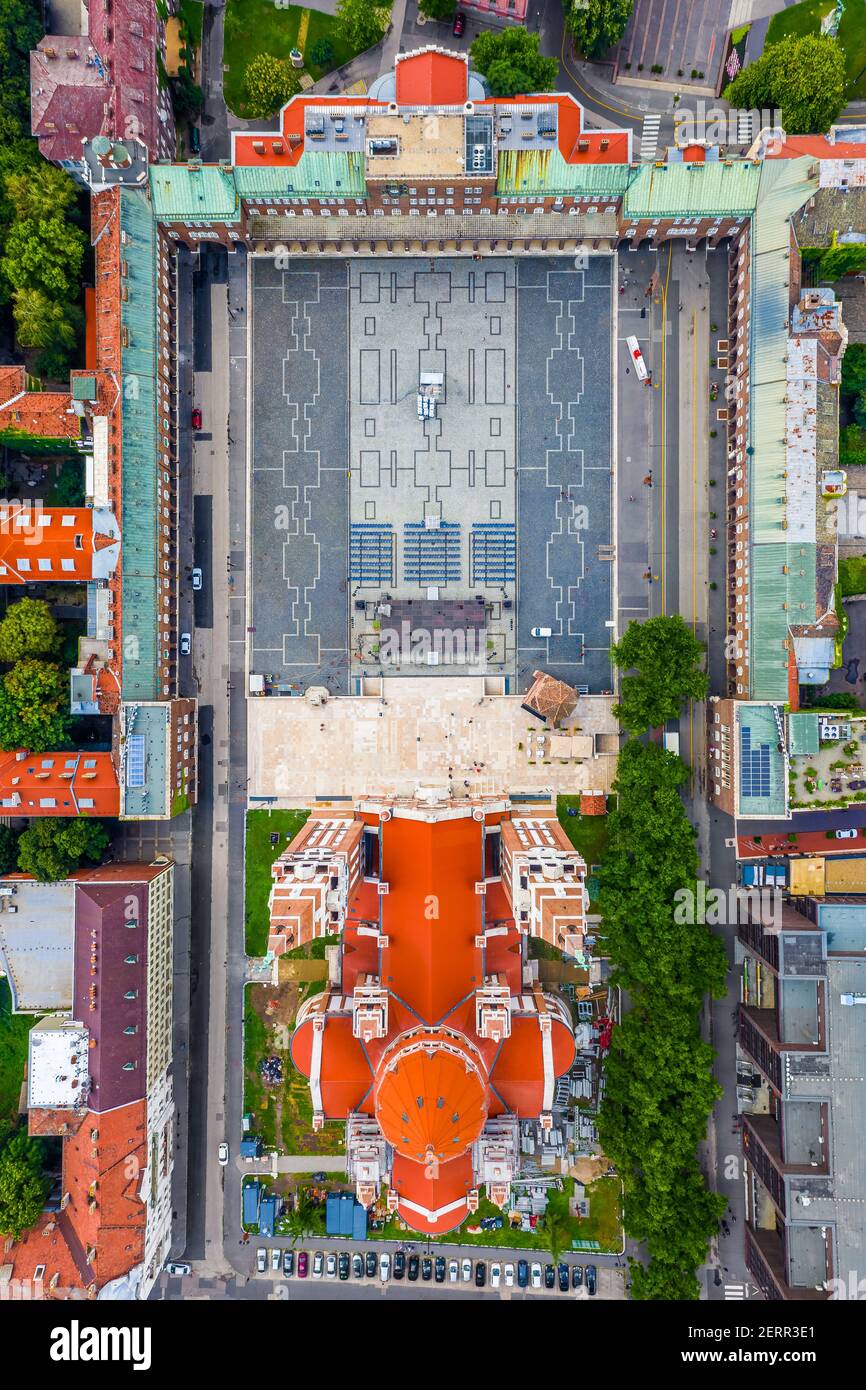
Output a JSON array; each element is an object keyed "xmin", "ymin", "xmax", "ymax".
[{"xmin": 374, "ymin": 1034, "xmax": 487, "ymax": 1164}]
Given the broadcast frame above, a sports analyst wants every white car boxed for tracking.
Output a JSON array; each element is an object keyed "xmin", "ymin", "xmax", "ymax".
[
  {"xmin": 504, "ymin": 1263, "xmax": 515, "ymax": 1287},
  {"xmin": 530, "ymin": 1262, "xmax": 542, "ymax": 1289},
  {"xmin": 490, "ymin": 1262, "xmax": 501, "ymax": 1289},
  {"xmin": 256, "ymin": 1248, "xmax": 267, "ymax": 1274},
  {"xmin": 448, "ymin": 1259, "xmax": 459, "ymax": 1283},
  {"xmin": 217, "ymin": 1142, "xmax": 229, "ymax": 1166},
  {"xmin": 312, "ymin": 1250, "xmax": 324, "ymax": 1279},
  {"xmin": 530, "ymin": 626, "xmax": 552, "ymax": 638},
  {"xmin": 461, "ymin": 1257, "xmax": 472, "ymax": 1283},
  {"xmin": 326, "ymin": 1252, "xmax": 337, "ymax": 1279},
  {"xmin": 180, "ymin": 632, "xmax": 192, "ymax": 657},
  {"xmin": 271, "ymin": 1248, "xmax": 280, "ymax": 1271},
  {"xmin": 836, "ymin": 828, "xmax": 858, "ymax": 839},
  {"xmin": 380, "ymin": 1252, "xmax": 391, "ymax": 1282},
  {"xmin": 191, "ymin": 567, "xmax": 203, "ymax": 591},
  {"xmin": 165, "ymin": 1261, "xmax": 191, "ymax": 1276}
]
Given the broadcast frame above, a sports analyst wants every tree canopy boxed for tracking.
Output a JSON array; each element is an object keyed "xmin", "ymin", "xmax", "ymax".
[
  {"xmin": 610, "ymin": 614, "xmax": 708, "ymax": 734},
  {"xmin": 565, "ymin": 0, "xmax": 634, "ymax": 60},
  {"xmin": 16, "ymin": 817, "xmax": 110, "ymax": 883},
  {"xmin": 418, "ymin": 0, "xmax": 455, "ymax": 18},
  {"xmin": 0, "ymin": 598, "xmax": 62, "ymax": 664},
  {"xmin": 0, "ymin": 216, "xmax": 87, "ymax": 301},
  {"xmin": 0, "ymin": 658, "xmax": 71, "ymax": 752},
  {"xmin": 335, "ymin": 0, "xmax": 390, "ymax": 53},
  {"xmin": 470, "ymin": 28, "xmax": 559, "ymax": 97},
  {"xmin": 0, "ymin": 824, "xmax": 18, "ymax": 875},
  {"xmin": 0, "ymin": 1130, "xmax": 50, "ymax": 1240},
  {"xmin": 723, "ymin": 33, "xmax": 846, "ymax": 135},
  {"xmin": 242, "ymin": 54, "xmax": 300, "ymax": 120}
]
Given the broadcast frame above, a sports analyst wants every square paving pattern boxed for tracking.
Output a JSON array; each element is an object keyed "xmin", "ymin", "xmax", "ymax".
[{"xmin": 249, "ymin": 256, "xmax": 614, "ymax": 694}]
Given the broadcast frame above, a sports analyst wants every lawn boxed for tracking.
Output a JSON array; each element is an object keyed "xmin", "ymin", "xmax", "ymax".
[
  {"xmin": 556, "ymin": 798, "xmax": 610, "ymax": 901},
  {"xmin": 179, "ymin": 0, "xmax": 204, "ymax": 47},
  {"xmin": 839, "ymin": 555, "xmax": 866, "ymax": 598},
  {"xmin": 0, "ymin": 978, "xmax": 33, "ymax": 1134},
  {"xmin": 766, "ymin": 0, "xmax": 866, "ymax": 100},
  {"xmin": 222, "ymin": 1, "xmax": 386, "ymax": 115},
  {"xmin": 245, "ymin": 807, "xmax": 309, "ymax": 955},
  {"xmin": 243, "ymin": 981, "xmax": 345, "ymax": 1155}
]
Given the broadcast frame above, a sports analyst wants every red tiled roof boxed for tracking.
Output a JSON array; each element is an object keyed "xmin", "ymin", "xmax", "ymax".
[
  {"xmin": 490, "ymin": 1014, "xmax": 575, "ymax": 1114},
  {"xmin": 395, "ymin": 48, "xmax": 468, "ymax": 105},
  {"xmin": 0, "ymin": 504, "xmax": 118, "ymax": 585},
  {"xmin": 390, "ymin": 1152, "xmax": 474, "ymax": 1234},
  {"xmin": 766, "ymin": 134, "xmax": 866, "ymax": 160},
  {"xmin": 0, "ymin": 367, "xmax": 81, "ymax": 442},
  {"xmin": 0, "ymin": 748, "xmax": 120, "ymax": 817},
  {"xmin": 579, "ymin": 792, "xmax": 607, "ymax": 816}
]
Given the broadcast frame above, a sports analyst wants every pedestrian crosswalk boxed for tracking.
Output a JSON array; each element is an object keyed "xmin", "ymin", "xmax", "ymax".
[
  {"xmin": 736, "ymin": 110, "xmax": 753, "ymax": 146},
  {"xmin": 640, "ymin": 114, "xmax": 661, "ymax": 161}
]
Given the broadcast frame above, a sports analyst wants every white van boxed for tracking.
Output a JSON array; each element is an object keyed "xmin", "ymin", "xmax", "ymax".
[{"xmin": 626, "ymin": 334, "xmax": 648, "ymax": 382}]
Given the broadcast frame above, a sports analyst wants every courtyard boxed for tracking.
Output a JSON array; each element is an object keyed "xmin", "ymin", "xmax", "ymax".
[{"xmin": 248, "ymin": 255, "xmax": 614, "ymax": 698}]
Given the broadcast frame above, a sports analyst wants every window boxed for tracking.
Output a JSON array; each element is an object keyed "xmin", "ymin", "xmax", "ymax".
[
  {"xmin": 38, "ymin": 558, "xmax": 52, "ymax": 571},
  {"xmin": 61, "ymin": 558, "xmax": 75, "ymax": 572},
  {"xmin": 61, "ymin": 515, "xmax": 76, "ymax": 527},
  {"xmin": 16, "ymin": 558, "xmax": 30, "ymax": 572}
]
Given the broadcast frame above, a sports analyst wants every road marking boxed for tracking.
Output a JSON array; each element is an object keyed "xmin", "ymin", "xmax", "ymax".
[
  {"xmin": 559, "ymin": 31, "xmax": 640, "ymax": 121},
  {"xmin": 736, "ymin": 110, "xmax": 753, "ymax": 145},
  {"xmin": 659, "ymin": 243, "xmax": 672, "ymax": 613},
  {"xmin": 639, "ymin": 114, "xmax": 661, "ymax": 161}
]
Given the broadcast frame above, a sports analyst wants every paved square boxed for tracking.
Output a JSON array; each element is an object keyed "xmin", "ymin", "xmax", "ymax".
[{"xmin": 249, "ymin": 256, "xmax": 614, "ymax": 694}]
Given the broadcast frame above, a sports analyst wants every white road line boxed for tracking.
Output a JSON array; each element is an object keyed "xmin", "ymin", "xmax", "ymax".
[{"xmin": 640, "ymin": 114, "xmax": 661, "ymax": 162}]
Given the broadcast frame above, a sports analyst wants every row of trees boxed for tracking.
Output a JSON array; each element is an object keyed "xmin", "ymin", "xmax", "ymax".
[
  {"xmin": 0, "ymin": 599, "xmax": 74, "ymax": 751},
  {"xmin": 0, "ymin": 0, "xmax": 87, "ymax": 377},
  {"xmin": 597, "ymin": 741, "xmax": 727, "ymax": 1299},
  {"xmin": 610, "ymin": 613, "xmax": 709, "ymax": 734}
]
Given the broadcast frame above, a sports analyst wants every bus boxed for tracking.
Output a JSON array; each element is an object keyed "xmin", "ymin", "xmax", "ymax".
[{"xmin": 626, "ymin": 334, "xmax": 648, "ymax": 382}]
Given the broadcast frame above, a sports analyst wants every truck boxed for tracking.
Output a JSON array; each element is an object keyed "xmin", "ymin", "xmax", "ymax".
[{"xmin": 663, "ymin": 730, "xmax": 680, "ymax": 756}]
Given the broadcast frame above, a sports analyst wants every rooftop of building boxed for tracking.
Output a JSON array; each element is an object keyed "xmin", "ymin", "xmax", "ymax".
[
  {"xmin": 27, "ymin": 1019, "xmax": 90, "ymax": 1111},
  {"xmin": 0, "ymin": 747, "xmax": 120, "ymax": 818},
  {"xmin": 119, "ymin": 701, "xmax": 169, "ymax": 818},
  {"xmin": 0, "ymin": 879, "xmax": 76, "ymax": 1012}
]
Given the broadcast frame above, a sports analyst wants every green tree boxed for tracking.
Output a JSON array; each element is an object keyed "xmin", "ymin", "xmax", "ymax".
[
  {"xmin": 172, "ymin": 69, "xmax": 205, "ymax": 122},
  {"xmin": 841, "ymin": 343, "xmax": 866, "ymax": 401},
  {"xmin": 470, "ymin": 28, "xmax": 559, "ymax": 96},
  {"xmin": 0, "ymin": 598, "xmax": 62, "ymax": 664},
  {"xmin": 611, "ymin": 614, "xmax": 708, "ymax": 734},
  {"xmin": 0, "ymin": 824, "xmax": 18, "ymax": 874},
  {"xmin": 0, "ymin": 658, "xmax": 71, "ymax": 752},
  {"xmin": 539, "ymin": 1204, "xmax": 570, "ymax": 1264},
  {"xmin": 0, "ymin": 217, "xmax": 87, "ymax": 300},
  {"xmin": 17, "ymin": 817, "xmax": 110, "ymax": 883},
  {"xmin": 418, "ymin": 0, "xmax": 455, "ymax": 19},
  {"xmin": 52, "ymin": 460, "xmax": 86, "ymax": 508},
  {"xmin": 723, "ymin": 34, "xmax": 845, "ymax": 135},
  {"xmin": 282, "ymin": 1193, "xmax": 325, "ymax": 1245},
  {"xmin": 0, "ymin": 0, "xmax": 43, "ymax": 143},
  {"xmin": 11, "ymin": 288, "xmax": 81, "ymax": 353},
  {"xmin": 0, "ymin": 1129, "xmax": 50, "ymax": 1240},
  {"xmin": 3, "ymin": 164, "xmax": 79, "ymax": 223},
  {"xmin": 307, "ymin": 37, "xmax": 335, "ymax": 69},
  {"xmin": 335, "ymin": 0, "xmax": 390, "ymax": 52},
  {"xmin": 565, "ymin": 0, "xmax": 634, "ymax": 60},
  {"xmin": 816, "ymin": 242, "xmax": 866, "ymax": 282},
  {"xmin": 242, "ymin": 53, "xmax": 301, "ymax": 119}
]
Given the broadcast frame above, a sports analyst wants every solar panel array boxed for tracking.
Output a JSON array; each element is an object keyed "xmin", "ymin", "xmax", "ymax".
[
  {"xmin": 740, "ymin": 724, "xmax": 772, "ymax": 799},
  {"xmin": 126, "ymin": 733, "xmax": 146, "ymax": 789}
]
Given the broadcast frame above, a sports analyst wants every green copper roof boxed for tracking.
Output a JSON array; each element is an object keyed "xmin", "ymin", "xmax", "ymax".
[
  {"xmin": 496, "ymin": 150, "xmax": 632, "ymax": 198},
  {"xmin": 149, "ymin": 164, "xmax": 240, "ymax": 221},
  {"xmin": 624, "ymin": 160, "xmax": 762, "ymax": 219},
  {"xmin": 235, "ymin": 151, "xmax": 366, "ymax": 199}
]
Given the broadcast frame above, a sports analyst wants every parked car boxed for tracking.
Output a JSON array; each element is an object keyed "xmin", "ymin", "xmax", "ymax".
[
  {"xmin": 365, "ymin": 1250, "xmax": 377, "ymax": 1278},
  {"xmin": 217, "ymin": 1142, "xmax": 229, "ymax": 1166},
  {"xmin": 480, "ymin": 1216, "xmax": 503, "ymax": 1231},
  {"xmin": 461, "ymin": 1257, "xmax": 472, "ymax": 1283},
  {"xmin": 338, "ymin": 1252, "xmax": 350, "ymax": 1281},
  {"xmin": 836, "ymin": 827, "xmax": 858, "ymax": 838},
  {"xmin": 297, "ymin": 1251, "xmax": 308, "ymax": 1278},
  {"xmin": 325, "ymin": 1252, "xmax": 337, "ymax": 1279},
  {"xmin": 490, "ymin": 1262, "xmax": 501, "ymax": 1289},
  {"xmin": 586, "ymin": 1264, "xmax": 597, "ymax": 1296},
  {"xmin": 517, "ymin": 1259, "xmax": 529, "ymax": 1289},
  {"xmin": 504, "ymin": 1264, "xmax": 514, "ymax": 1287},
  {"xmin": 434, "ymin": 1255, "xmax": 446, "ymax": 1283},
  {"xmin": 408, "ymin": 1254, "xmax": 420, "ymax": 1282},
  {"xmin": 475, "ymin": 1260, "xmax": 486, "ymax": 1288},
  {"xmin": 847, "ymin": 781, "xmax": 866, "ymax": 791},
  {"xmin": 282, "ymin": 1250, "xmax": 294, "ymax": 1278},
  {"xmin": 572, "ymin": 1263, "xmax": 583, "ymax": 1289},
  {"xmin": 165, "ymin": 1261, "xmax": 191, "ymax": 1276},
  {"xmin": 393, "ymin": 1251, "xmax": 406, "ymax": 1280},
  {"xmin": 256, "ymin": 1248, "xmax": 267, "ymax": 1274},
  {"xmin": 544, "ymin": 1264, "xmax": 556, "ymax": 1290},
  {"xmin": 452, "ymin": 10, "xmax": 465, "ymax": 36},
  {"xmin": 190, "ymin": 125, "xmax": 201, "ymax": 155},
  {"xmin": 271, "ymin": 1248, "xmax": 280, "ymax": 1272},
  {"xmin": 557, "ymin": 1263, "xmax": 570, "ymax": 1292},
  {"xmin": 530, "ymin": 1262, "xmax": 542, "ymax": 1289},
  {"xmin": 530, "ymin": 626, "xmax": 552, "ymax": 638},
  {"xmin": 191, "ymin": 407, "xmax": 202, "ymax": 430},
  {"xmin": 421, "ymin": 1256, "xmax": 433, "ymax": 1282},
  {"xmin": 180, "ymin": 632, "xmax": 191, "ymax": 656},
  {"xmin": 380, "ymin": 1252, "xmax": 391, "ymax": 1282},
  {"xmin": 352, "ymin": 1252, "xmax": 363, "ymax": 1278},
  {"xmin": 191, "ymin": 567, "xmax": 202, "ymax": 591},
  {"xmin": 448, "ymin": 1259, "xmax": 459, "ymax": 1283},
  {"xmin": 312, "ymin": 1251, "xmax": 324, "ymax": 1279}
]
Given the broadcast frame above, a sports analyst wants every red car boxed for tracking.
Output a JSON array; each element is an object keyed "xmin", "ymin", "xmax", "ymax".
[
  {"xmin": 452, "ymin": 10, "xmax": 465, "ymax": 36},
  {"xmin": 297, "ymin": 1251, "xmax": 308, "ymax": 1278},
  {"xmin": 191, "ymin": 407, "xmax": 202, "ymax": 430}
]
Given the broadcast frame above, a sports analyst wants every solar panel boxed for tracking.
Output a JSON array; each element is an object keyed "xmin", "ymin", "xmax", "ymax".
[
  {"xmin": 126, "ymin": 734, "xmax": 146, "ymax": 789},
  {"xmin": 740, "ymin": 726, "xmax": 771, "ymax": 799}
]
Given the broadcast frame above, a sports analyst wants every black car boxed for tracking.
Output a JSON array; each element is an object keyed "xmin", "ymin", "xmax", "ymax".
[
  {"xmin": 586, "ymin": 1264, "xmax": 597, "ymax": 1296},
  {"xmin": 408, "ymin": 1254, "xmax": 420, "ymax": 1282},
  {"xmin": 557, "ymin": 1263, "xmax": 570, "ymax": 1292},
  {"xmin": 282, "ymin": 1250, "xmax": 294, "ymax": 1278},
  {"xmin": 190, "ymin": 125, "xmax": 201, "ymax": 155},
  {"xmin": 365, "ymin": 1251, "xmax": 377, "ymax": 1278},
  {"xmin": 338, "ymin": 1252, "xmax": 350, "ymax": 1281},
  {"xmin": 544, "ymin": 1264, "xmax": 556, "ymax": 1289},
  {"xmin": 421, "ymin": 1257, "xmax": 433, "ymax": 1281},
  {"xmin": 393, "ymin": 1251, "xmax": 406, "ymax": 1280},
  {"xmin": 571, "ymin": 1263, "xmax": 583, "ymax": 1289},
  {"xmin": 517, "ymin": 1259, "xmax": 529, "ymax": 1289},
  {"xmin": 434, "ymin": 1256, "xmax": 446, "ymax": 1283},
  {"xmin": 475, "ymin": 1260, "xmax": 486, "ymax": 1288},
  {"xmin": 352, "ymin": 1253, "xmax": 364, "ymax": 1278},
  {"xmin": 452, "ymin": 10, "xmax": 465, "ymax": 36}
]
